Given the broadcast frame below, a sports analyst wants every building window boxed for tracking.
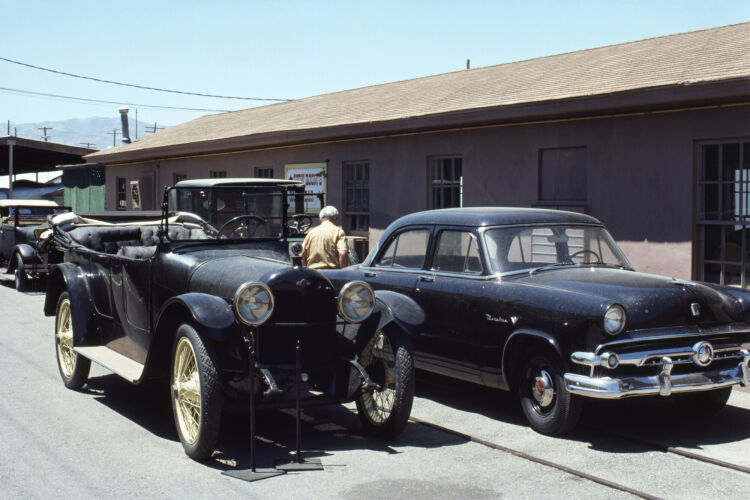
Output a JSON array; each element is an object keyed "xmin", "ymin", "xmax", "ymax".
[
  {"xmin": 255, "ymin": 167, "xmax": 273, "ymax": 178},
  {"xmin": 116, "ymin": 177, "xmax": 127, "ymax": 210},
  {"xmin": 173, "ymin": 173, "xmax": 187, "ymax": 184},
  {"xmin": 536, "ymin": 147, "xmax": 587, "ymax": 212},
  {"xmin": 344, "ymin": 161, "xmax": 369, "ymax": 233},
  {"xmin": 210, "ymin": 170, "xmax": 227, "ymax": 178},
  {"xmin": 698, "ymin": 141, "xmax": 750, "ymax": 287},
  {"xmin": 430, "ymin": 157, "xmax": 462, "ymax": 208}
]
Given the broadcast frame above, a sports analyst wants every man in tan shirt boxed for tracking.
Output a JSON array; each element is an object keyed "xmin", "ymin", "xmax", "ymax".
[{"xmin": 300, "ymin": 206, "xmax": 350, "ymax": 269}]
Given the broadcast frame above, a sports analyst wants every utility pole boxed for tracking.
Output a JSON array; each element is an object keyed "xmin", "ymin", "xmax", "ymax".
[
  {"xmin": 80, "ymin": 142, "xmax": 97, "ymax": 148},
  {"xmin": 108, "ymin": 128, "xmax": 120, "ymax": 147},
  {"xmin": 145, "ymin": 122, "xmax": 164, "ymax": 134},
  {"xmin": 38, "ymin": 126, "xmax": 53, "ymax": 141}
]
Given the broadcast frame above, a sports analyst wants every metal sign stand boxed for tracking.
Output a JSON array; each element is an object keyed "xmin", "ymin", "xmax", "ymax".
[
  {"xmin": 275, "ymin": 341, "xmax": 323, "ymax": 472},
  {"xmin": 222, "ymin": 343, "xmax": 285, "ymax": 483}
]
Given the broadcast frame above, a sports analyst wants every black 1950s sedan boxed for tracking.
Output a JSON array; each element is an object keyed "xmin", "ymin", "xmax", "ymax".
[
  {"xmin": 323, "ymin": 208, "xmax": 750, "ymax": 435},
  {"xmin": 45, "ymin": 178, "xmax": 420, "ymax": 460}
]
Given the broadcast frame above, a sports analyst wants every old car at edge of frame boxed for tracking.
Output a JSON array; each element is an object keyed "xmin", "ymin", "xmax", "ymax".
[
  {"xmin": 44, "ymin": 178, "xmax": 421, "ymax": 460},
  {"xmin": 0, "ymin": 199, "xmax": 69, "ymax": 291},
  {"xmin": 322, "ymin": 207, "xmax": 750, "ymax": 435}
]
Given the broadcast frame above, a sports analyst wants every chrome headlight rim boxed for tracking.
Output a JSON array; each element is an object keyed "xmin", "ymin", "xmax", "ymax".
[
  {"xmin": 233, "ymin": 281, "xmax": 275, "ymax": 326},
  {"xmin": 603, "ymin": 304, "xmax": 626, "ymax": 336},
  {"xmin": 338, "ymin": 280, "xmax": 375, "ymax": 324}
]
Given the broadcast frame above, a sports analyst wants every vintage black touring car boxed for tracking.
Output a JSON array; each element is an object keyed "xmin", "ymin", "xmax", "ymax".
[
  {"xmin": 0, "ymin": 199, "xmax": 69, "ymax": 291},
  {"xmin": 323, "ymin": 208, "xmax": 750, "ymax": 435},
  {"xmin": 45, "ymin": 178, "xmax": 418, "ymax": 460}
]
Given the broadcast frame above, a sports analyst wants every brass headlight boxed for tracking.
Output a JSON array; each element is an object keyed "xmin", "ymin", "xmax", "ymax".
[
  {"xmin": 233, "ymin": 282, "xmax": 274, "ymax": 326},
  {"xmin": 603, "ymin": 304, "xmax": 626, "ymax": 336},
  {"xmin": 338, "ymin": 281, "xmax": 375, "ymax": 323}
]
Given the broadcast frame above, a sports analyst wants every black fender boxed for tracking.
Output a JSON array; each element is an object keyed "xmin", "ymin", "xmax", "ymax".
[
  {"xmin": 372, "ymin": 290, "xmax": 425, "ymax": 335},
  {"xmin": 44, "ymin": 263, "xmax": 94, "ymax": 344},
  {"xmin": 7, "ymin": 244, "xmax": 36, "ymax": 272},
  {"xmin": 154, "ymin": 292, "xmax": 236, "ymax": 342},
  {"xmin": 500, "ymin": 329, "xmax": 564, "ymax": 390},
  {"xmin": 339, "ymin": 290, "xmax": 425, "ymax": 357}
]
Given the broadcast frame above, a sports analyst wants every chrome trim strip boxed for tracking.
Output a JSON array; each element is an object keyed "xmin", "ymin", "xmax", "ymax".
[
  {"xmin": 360, "ymin": 265, "xmax": 499, "ymax": 281},
  {"xmin": 564, "ymin": 355, "xmax": 750, "ymax": 399}
]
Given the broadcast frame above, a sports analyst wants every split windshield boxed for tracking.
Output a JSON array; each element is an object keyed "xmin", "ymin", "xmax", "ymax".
[
  {"xmin": 166, "ymin": 186, "xmax": 286, "ymax": 241},
  {"xmin": 483, "ymin": 224, "xmax": 631, "ymax": 274}
]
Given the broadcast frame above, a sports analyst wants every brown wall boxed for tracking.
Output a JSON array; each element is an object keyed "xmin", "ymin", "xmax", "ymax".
[{"xmin": 105, "ymin": 105, "xmax": 750, "ymax": 279}]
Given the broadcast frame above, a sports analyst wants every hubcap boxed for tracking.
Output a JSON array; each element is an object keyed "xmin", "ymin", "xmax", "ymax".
[
  {"xmin": 56, "ymin": 299, "xmax": 77, "ymax": 378},
  {"xmin": 532, "ymin": 369, "xmax": 555, "ymax": 408},
  {"xmin": 360, "ymin": 331, "xmax": 397, "ymax": 423},
  {"xmin": 173, "ymin": 337, "xmax": 201, "ymax": 445}
]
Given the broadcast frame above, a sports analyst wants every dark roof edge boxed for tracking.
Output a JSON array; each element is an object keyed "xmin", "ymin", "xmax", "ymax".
[
  {"xmin": 2, "ymin": 136, "xmax": 96, "ymax": 156},
  {"xmin": 89, "ymin": 77, "xmax": 750, "ymax": 165}
]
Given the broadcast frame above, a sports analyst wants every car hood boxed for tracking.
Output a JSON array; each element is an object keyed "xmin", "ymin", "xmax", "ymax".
[{"xmin": 511, "ymin": 267, "xmax": 744, "ymax": 328}]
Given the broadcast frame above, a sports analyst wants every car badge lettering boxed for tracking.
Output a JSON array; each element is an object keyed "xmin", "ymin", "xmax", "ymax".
[
  {"xmin": 485, "ymin": 314, "xmax": 507, "ymax": 324},
  {"xmin": 690, "ymin": 303, "xmax": 701, "ymax": 317}
]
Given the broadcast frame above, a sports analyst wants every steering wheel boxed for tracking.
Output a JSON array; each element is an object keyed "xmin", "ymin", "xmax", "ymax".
[
  {"xmin": 289, "ymin": 214, "xmax": 313, "ymax": 234},
  {"xmin": 217, "ymin": 215, "xmax": 269, "ymax": 239},
  {"xmin": 569, "ymin": 249, "xmax": 602, "ymax": 263}
]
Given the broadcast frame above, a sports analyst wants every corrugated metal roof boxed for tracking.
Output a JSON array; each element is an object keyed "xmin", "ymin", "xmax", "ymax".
[{"xmin": 88, "ymin": 22, "xmax": 750, "ymax": 163}]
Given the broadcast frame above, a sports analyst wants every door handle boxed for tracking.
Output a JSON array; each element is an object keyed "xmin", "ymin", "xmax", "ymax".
[
  {"xmin": 419, "ymin": 275, "xmax": 434, "ymax": 283},
  {"xmin": 364, "ymin": 271, "xmax": 376, "ymax": 277}
]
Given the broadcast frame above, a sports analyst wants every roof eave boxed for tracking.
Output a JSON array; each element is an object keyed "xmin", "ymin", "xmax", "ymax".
[{"xmin": 89, "ymin": 77, "xmax": 750, "ymax": 166}]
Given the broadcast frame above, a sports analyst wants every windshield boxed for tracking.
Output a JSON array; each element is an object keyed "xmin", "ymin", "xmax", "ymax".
[
  {"xmin": 483, "ymin": 224, "xmax": 631, "ymax": 274},
  {"xmin": 166, "ymin": 186, "xmax": 286, "ymax": 241}
]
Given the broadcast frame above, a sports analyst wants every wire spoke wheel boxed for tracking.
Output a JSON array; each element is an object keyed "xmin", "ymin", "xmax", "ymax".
[
  {"xmin": 356, "ymin": 328, "xmax": 415, "ymax": 439},
  {"xmin": 169, "ymin": 323, "xmax": 221, "ymax": 461},
  {"xmin": 54, "ymin": 291, "xmax": 90, "ymax": 390},
  {"xmin": 173, "ymin": 337, "xmax": 202, "ymax": 445},
  {"xmin": 360, "ymin": 332, "xmax": 397, "ymax": 423}
]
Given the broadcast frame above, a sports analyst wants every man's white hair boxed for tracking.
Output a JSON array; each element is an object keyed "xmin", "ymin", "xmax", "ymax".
[{"xmin": 319, "ymin": 205, "xmax": 339, "ymax": 220}]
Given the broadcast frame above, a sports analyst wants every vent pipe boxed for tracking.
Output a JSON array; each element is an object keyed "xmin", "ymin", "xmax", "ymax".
[{"xmin": 119, "ymin": 107, "xmax": 131, "ymax": 144}]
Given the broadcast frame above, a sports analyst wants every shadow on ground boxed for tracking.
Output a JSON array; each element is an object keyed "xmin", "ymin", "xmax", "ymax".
[
  {"xmin": 84, "ymin": 372, "xmax": 467, "ymax": 472},
  {"xmin": 414, "ymin": 370, "xmax": 750, "ymax": 454}
]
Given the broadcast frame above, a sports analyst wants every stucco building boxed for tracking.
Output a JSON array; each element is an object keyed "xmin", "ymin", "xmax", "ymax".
[{"xmin": 86, "ymin": 23, "xmax": 750, "ymax": 285}]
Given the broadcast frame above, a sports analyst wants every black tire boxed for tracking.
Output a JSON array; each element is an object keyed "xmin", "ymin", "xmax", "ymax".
[
  {"xmin": 673, "ymin": 387, "xmax": 732, "ymax": 415},
  {"xmin": 170, "ymin": 323, "xmax": 222, "ymax": 461},
  {"xmin": 55, "ymin": 291, "xmax": 91, "ymax": 390},
  {"xmin": 518, "ymin": 347, "xmax": 582, "ymax": 435},
  {"xmin": 355, "ymin": 328, "xmax": 415, "ymax": 439},
  {"xmin": 14, "ymin": 254, "xmax": 29, "ymax": 292}
]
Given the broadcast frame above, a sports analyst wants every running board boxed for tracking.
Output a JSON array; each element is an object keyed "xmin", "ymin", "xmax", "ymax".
[{"xmin": 74, "ymin": 346, "xmax": 145, "ymax": 383}]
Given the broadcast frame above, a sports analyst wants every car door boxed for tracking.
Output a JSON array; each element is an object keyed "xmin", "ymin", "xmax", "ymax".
[
  {"xmin": 412, "ymin": 228, "xmax": 486, "ymax": 383},
  {"xmin": 361, "ymin": 226, "xmax": 433, "ymax": 296},
  {"xmin": 109, "ymin": 254, "xmax": 151, "ymax": 364}
]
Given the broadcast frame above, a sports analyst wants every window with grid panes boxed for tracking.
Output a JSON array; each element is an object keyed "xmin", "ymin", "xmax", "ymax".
[
  {"xmin": 255, "ymin": 167, "xmax": 273, "ymax": 178},
  {"xmin": 210, "ymin": 170, "xmax": 227, "ymax": 178},
  {"xmin": 430, "ymin": 157, "xmax": 462, "ymax": 208},
  {"xmin": 699, "ymin": 141, "xmax": 750, "ymax": 287},
  {"xmin": 344, "ymin": 161, "xmax": 369, "ymax": 232}
]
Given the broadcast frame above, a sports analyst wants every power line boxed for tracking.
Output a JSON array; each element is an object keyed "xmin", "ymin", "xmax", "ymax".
[
  {"xmin": 0, "ymin": 56, "xmax": 293, "ymax": 102},
  {"xmin": 0, "ymin": 86, "xmax": 233, "ymax": 112}
]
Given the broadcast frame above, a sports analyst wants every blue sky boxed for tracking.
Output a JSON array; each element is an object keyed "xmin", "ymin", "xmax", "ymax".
[{"xmin": 1, "ymin": 0, "xmax": 748, "ymax": 129}]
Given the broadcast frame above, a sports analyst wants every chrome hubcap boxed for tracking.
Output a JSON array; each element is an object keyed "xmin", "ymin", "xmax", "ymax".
[{"xmin": 532, "ymin": 369, "xmax": 555, "ymax": 408}]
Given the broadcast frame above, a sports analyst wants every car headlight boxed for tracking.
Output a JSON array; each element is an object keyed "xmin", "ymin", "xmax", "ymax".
[
  {"xmin": 233, "ymin": 282, "xmax": 274, "ymax": 326},
  {"xmin": 338, "ymin": 281, "xmax": 375, "ymax": 323},
  {"xmin": 603, "ymin": 304, "xmax": 626, "ymax": 336}
]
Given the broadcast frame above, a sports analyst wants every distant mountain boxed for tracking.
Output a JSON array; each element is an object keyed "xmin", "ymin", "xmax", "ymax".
[{"xmin": 5, "ymin": 117, "xmax": 171, "ymax": 151}]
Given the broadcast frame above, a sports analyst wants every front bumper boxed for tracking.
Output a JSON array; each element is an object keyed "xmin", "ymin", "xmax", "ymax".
[{"xmin": 564, "ymin": 349, "xmax": 750, "ymax": 399}]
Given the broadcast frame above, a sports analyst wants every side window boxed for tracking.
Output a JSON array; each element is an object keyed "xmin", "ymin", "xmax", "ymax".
[
  {"xmin": 433, "ymin": 230, "xmax": 483, "ymax": 274},
  {"xmin": 375, "ymin": 229, "xmax": 430, "ymax": 269}
]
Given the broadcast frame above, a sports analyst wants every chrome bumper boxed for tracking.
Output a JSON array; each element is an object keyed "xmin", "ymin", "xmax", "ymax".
[{"xmin": 564, "ymin": 350, "xmax": 750, "ymax": 399}]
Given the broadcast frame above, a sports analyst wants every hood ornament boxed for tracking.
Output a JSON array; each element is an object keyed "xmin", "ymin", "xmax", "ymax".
[{"xmin": 690, "ymin": 303, "xmax": 701, "ymax": 317}]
